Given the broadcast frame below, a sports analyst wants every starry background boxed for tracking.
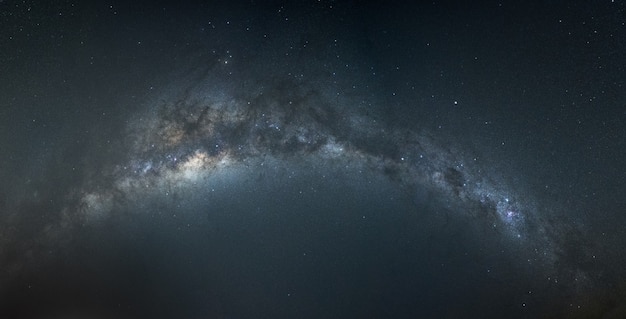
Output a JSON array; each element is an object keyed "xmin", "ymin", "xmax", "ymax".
[{"xmin": 0, "ymin": 1, "xmax": 625, "ymax": 318}]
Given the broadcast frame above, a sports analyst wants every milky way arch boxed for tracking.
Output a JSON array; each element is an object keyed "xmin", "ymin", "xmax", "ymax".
[
  {"xmin": 69, "ymin": 70, "xmax": 568, "ymax": 270},
  {"xmin": 0, "ymin": 53, "xmax": 597, "ymax": 306}
]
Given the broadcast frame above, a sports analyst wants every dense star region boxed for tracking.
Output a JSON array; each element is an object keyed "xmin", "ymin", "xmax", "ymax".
[{"xmin": 0, "ymin": 1, "xmax": 624, "ymax": 318}]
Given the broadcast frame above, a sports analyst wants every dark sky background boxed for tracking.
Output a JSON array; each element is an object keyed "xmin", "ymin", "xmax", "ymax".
[{"xmin": 1, "ymin": 1, "xmax": 625, "ymax": 318}]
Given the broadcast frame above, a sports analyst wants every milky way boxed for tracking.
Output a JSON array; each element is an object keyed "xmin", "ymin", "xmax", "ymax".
[
  {"xmin": 3, "ymin": 2, "xmax": 621, "ymax": 317},
  {"xmin": 0, "ymin": 47, "xmax": 599, "ymax": 319},
  {"xmin": 44, "ymin": 57, "xmax": 580, "ymax": 288}
]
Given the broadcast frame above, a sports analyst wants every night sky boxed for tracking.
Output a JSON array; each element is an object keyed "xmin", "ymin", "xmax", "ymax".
[{"xmin": 1, "ymin": 1, "xmax": 625, "ymax": 318}]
